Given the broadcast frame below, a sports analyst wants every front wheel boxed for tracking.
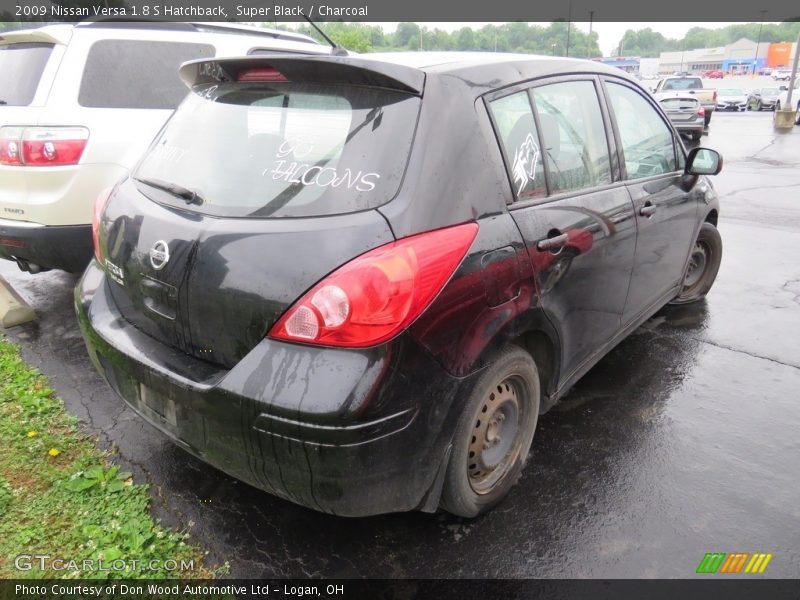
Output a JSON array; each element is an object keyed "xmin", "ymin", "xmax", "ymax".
[
  {"xmin": 670, "ymin": 223, "xmax": 723, "ymax": 305},
  {"xmin": 441, "ymin": 345, "xmax": 540, "ymax": 518}
]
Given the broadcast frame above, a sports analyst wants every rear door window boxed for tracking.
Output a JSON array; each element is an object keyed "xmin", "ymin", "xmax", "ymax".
[
  {"xmin": 78, "ymin": 40, "xmax": 214, "ymax": 109},
  {"xmin": 0, "ymin": 43, "xmax": 54, "ymax": 106},
  {"xmin": 489, "ymin": 91, "xmax": 546, "ymax": 201},
  {"xmin": 134, "ymin": 82, "xmax": 421, "ymax": 218}
]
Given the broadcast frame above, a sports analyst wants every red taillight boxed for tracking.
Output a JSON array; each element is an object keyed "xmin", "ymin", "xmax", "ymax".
[
  {"xmin": 697, "ymin": 106, "xmax": 705, "ymax": 117},
  {"xmin": 0, "ymin": 126, "xmax": 89, "ymax": 167},
  {"xmin": 269, "ymin": 223, "xmax": 479, "ymax": 348},
  {"xmin": 93, "ymin": 187, "xmax": 113, "ymax": 264},
  {"xmin": 237, "ymin": 67, "xmax": 288, "ymax": 83}
]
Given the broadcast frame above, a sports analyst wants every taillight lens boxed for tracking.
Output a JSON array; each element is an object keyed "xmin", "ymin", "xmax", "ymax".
[
  {"xmin": 0, "ymin": 126, "xmax": 89, "ymax": 166},
  {"xmin": 269, "ymin": 223, "xmax": 479, "ymax": 348},
  {"xmin": 93, "ymin": 187, "xmax": 113, "ymax": 264},
  {"xmin": 698, "ymin": 106, "xmax": 705, "ymax": 117}
]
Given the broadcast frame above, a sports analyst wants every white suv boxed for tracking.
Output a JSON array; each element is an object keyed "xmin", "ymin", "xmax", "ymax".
[
  {"xmin": 775, "ymin": 75, "xmax": 800, "ymax": 125},
  {"xmin": 0, "ymin": 21, "xmax": 323, "ymax": 273}
]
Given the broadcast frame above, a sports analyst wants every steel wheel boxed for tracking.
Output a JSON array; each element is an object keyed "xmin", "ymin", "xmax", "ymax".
[
  {"xmin": 441, "ymin": 345, "xmax": 540, "ymax": 517},
  {"xmin": 683, "ymin": 241, "xmax": 708, "ymax": 292},
  {"xmin": 671, "ymin": 222, "xmax": 722, "ymax": 305},
  {"xmin": 467, "ymin": 377, "xmax": 525, "ymax": 494}
]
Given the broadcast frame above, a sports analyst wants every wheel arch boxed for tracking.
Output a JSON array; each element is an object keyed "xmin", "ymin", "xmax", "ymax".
[
  {"xmin": 512, "ymin": 328, "xmax": 561, "ymax": 414},
  {"xmin": 704, "ymin": 209, "xmax": 718, "ymax": 227}
]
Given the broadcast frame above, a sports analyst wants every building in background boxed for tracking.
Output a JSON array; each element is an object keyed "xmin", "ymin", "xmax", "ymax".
[
  {"xmin": 594, "ymin": 56, "xmax": 640, "ymax": 74},
  {"xmin": 658, "ymin": 39, "xmax": 796, "ymax": 76}
]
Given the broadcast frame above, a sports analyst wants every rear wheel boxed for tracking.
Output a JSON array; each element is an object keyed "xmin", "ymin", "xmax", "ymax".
[
  {"xmin": 670, "ymin": 223, "xmax": 722, "ymax": 305},
  {"xmin": 441, "ymin": 345, "xmax": 540, "ymax": 518},
  {"xmin": 690, "ymin": 131, "xmax": 703, "ymax": 141},
  {"xmin": 704, "ymin": 111, "xmax": 712, "ymax": 127}
]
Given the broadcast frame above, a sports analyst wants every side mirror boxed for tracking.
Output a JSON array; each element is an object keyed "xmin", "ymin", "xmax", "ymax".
[{"xmin": 685, "ymin": 147, "xmax": 722, "ymax": 176}]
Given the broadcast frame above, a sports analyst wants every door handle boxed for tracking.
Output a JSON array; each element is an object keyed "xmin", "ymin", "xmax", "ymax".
[
  {"xmin": 537, "ymin": 233, "xmax": 569, "ymax": 252},
  {"xmin": 639, "ymin": 204, "xmax": 657, "ymax": 218}
]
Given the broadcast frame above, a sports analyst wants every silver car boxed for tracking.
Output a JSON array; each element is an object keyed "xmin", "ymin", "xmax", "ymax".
[
  {"xmin": 716, "ymin": 88, "xmax": 748, "ymax": 111},
  {"xmin": 659, "ymin": 96, "xmax": 705, "ymax": 141}
]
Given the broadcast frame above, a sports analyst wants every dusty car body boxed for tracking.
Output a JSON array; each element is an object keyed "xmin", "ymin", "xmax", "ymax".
[{"xmin": 76, "ymin": 52, "xmax": 723, "ymax": 517}]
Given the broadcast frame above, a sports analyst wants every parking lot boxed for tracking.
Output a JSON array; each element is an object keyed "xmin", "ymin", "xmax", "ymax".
[{"xmin": 1, "ymin": 109, "xmax": 799, "ymax": 578}]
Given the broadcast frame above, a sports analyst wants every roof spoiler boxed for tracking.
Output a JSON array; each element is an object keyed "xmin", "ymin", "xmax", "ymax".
[{"xmin": 179, "ymin": 55, "xmax": 425, "ymax": 96}]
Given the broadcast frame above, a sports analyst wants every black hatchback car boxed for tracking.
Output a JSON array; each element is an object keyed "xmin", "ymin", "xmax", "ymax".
[{"xmin": 76, "ymin": 52, "xmax": 723, "ymax": 517}]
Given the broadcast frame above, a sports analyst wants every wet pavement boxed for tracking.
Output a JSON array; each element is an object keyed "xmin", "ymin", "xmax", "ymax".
[{"xmin": 2, "ymin": 112, "xmax": 799, "ymax": 578}]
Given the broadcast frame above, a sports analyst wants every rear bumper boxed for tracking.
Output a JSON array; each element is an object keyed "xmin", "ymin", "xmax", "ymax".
[
  {"xmin": 0, "ymin": 219, "xmax": 93, "ymax": 273},
  {"xmin": 75, "ymin": 261, "xmax": 470, "ymax": 516}
]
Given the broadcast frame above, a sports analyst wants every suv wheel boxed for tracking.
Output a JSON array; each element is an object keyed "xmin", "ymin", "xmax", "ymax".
[
  {"xmin": 670, "ymin": 223, "xmax": 722, "ymax": 304},
  {"xmin": 441, "ymin": 345, "xmax": 540, "ymax": 518}
]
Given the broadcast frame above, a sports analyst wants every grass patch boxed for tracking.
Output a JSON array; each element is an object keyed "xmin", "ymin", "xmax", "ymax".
[{"xmin": 0, "ymin": 338, "xmax": 222, "ymax": 579}]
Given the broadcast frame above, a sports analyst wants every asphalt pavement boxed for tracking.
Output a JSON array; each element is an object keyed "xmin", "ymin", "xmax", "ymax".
[{"xmin": 1, "ymin": 110, "xmax": 799, "ymax": 578}]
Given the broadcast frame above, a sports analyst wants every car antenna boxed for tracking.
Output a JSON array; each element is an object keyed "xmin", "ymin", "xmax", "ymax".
[{"xmin": 301, "ymin": 13, "xmax": 348, "ymax": 56}]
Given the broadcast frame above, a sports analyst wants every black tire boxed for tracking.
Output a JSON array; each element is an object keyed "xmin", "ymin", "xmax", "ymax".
[
  {"xmin": 795, "ymin": 102, "xmax": 800, "ymax": 125},
  {"xmin": 441, "ymin": 345, "xmax": 540, "ymax": 518},
  {"xmin": 704, "ymin": 111, "xmax": 712, "ymax": 127},
  {"xmin": 690, "ymin": 131, "xmax": 702, "ymax": 141},
  {"xmin": 756, "ymin": 100, "xmax": 762, "ymax": 111},
  {"xmin": 670, "ymin": 222, "xmax": 722, "ymax": 305}
]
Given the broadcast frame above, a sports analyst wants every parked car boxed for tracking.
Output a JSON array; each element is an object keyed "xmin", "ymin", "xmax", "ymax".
[
  {"xmin": 653, "ymin": 76, "xmax": 716, "ymax": 126},
  {"xmin": 76, "ymin": 52, "xmax": 723, "ymax": 518},
  {"xmin": 747, "ymin": 87, "xmax": 781, "ymax": 111},
  {"xmin": 715, "ymin": 88, "xmax": 748, "ymax": 111},
  {"xmin": 703, "ymin": 70, "xmax": 724, "ymax": 79},
  {"xmin": 0, "ymin": 21, "xmax": 322, "ymax": 274},
  {"xmin": 659, "ymin": 96, "xmax": 705, "ymax": 140},
  {"xmin": 773, "ymin": 69, "xmax": 792, "ymax": 81}
]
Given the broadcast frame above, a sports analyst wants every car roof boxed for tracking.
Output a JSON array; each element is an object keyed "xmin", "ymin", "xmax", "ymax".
[{"xmin": 0, "ymin": 21, "xmax": 318, "ymax": 46}]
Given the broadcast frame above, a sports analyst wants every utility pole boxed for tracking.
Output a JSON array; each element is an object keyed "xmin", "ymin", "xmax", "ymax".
[
  {"xmin": 588, "ymin": 11, "xmax": 594, "ymax": 59},
  {"xmin": 565, "ymin": 0, "xmax": 572, "ymax": 57}
]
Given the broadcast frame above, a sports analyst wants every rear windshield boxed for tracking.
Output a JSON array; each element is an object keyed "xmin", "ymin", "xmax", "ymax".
[
  {"xmin": 79, "ymin": 40, "xmax": 214, "ymax": 109},
  {"xmin": 0, "ymin": 43, "xmax": 53, "ymax": 106},
  {"xmin": 660, "ymin": 98, "xmax": 698, "ymax": 110},
  {"xmin": 134, "ymin": 82, "xmax": 420, "ymax": 218},
  {"xmin": 662, "ymin": 78, "xmax": 702, "ymax": 90}
]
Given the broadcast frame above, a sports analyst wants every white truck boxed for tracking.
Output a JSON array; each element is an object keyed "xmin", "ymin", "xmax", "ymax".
[{"xmin": 653, "ymin": 76, "xmax": 717, "ymax": 128}]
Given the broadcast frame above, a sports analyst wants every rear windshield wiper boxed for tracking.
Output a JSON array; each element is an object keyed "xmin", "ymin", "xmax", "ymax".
[{"xmin": 134, "ymin": 177, "xmax": 204, "ymax": 206}]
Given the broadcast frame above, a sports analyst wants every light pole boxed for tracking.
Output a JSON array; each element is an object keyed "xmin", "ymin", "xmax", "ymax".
[
  {"xmin": 565, "ymin": 0, "xmax": 573, "ymax": 57},
  {"xmin": 588, "ymin": 11, "xmax": 594, "ymax": 59},
  {"xmin": 754, "ymin": 10, "xmax": 767, "ymax": 77}
]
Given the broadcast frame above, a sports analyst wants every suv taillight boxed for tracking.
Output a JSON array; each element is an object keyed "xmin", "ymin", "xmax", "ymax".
[
  {"xmin": 92, "ymin": 187, "xmax": 113, "ymax": 264},
  {"xmin": 0, "ymin": 126, "xmax": 89, "ymax": 166},
  {"xmin": 269, "ymin": 223, "xmax": 479, "ymax": 348},
  {"xmin": 698, "ymin": 106, "xmax": 705, "ymax": 117}
]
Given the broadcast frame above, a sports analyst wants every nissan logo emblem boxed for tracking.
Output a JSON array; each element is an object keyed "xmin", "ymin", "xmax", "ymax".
[{"xmin": 149, "ymin": 240, "xmax": 170, "ymax": 270}]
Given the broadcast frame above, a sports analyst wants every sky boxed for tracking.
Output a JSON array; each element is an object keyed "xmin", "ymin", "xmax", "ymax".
[{"xmin": 361, "ymin": 22, "xmax": 766, "ymax": 56}]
